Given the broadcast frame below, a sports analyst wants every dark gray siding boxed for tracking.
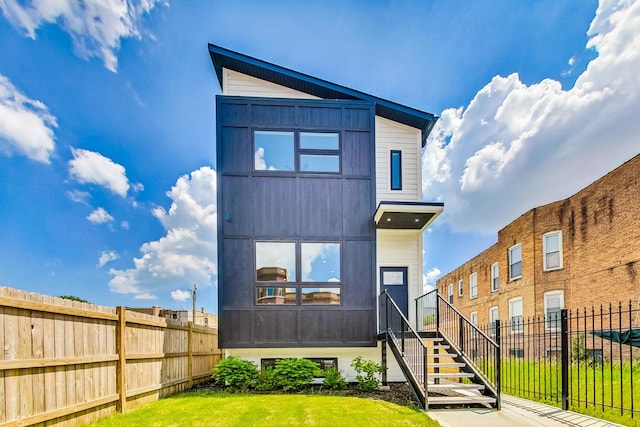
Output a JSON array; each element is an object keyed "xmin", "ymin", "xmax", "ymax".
[{"xmin": 217, "ymin": 96, "xmax": 376, "ymax": 348}]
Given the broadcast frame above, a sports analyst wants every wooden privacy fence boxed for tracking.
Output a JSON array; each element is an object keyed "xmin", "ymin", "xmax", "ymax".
[{"xmin": 0, "ymin": 287, "xmax": 222, "ymax": 426}]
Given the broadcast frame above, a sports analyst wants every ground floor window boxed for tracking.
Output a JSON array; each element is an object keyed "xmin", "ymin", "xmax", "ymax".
[{"xmin": 261, "ymin": 357, "xmax": 338, "ymax": 374}]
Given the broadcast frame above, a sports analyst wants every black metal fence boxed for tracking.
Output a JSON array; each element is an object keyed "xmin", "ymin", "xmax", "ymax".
[{"xmin": 481, "ymin": 301, "xmax": 639, "ymax": 425}]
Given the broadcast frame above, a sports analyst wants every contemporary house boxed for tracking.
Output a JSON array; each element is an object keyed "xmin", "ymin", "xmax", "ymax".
[
  {"xmin": 208, "ymin": 44, "xmax": 444, "ymax": 383},
  {"xmin": 436, "ymin": 154, "xmax": 640, "ymax": 331}
]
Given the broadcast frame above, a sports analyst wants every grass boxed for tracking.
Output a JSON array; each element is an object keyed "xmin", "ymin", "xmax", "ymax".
[
  {"xmin": 500, "ymin": 359, "xmax": 640, "ymax": 427},
  {"xmin": 86, "ymin": 392, "xmax": 440, "ymax": 427}
]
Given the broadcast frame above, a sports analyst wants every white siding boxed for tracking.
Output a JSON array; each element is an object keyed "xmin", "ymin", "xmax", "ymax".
[
  {"xmin": 227, "ymin": 344, "xmax": 405, "ymax": 382},
  {"xmin": 376, "ymin": 229, "xmax": 423, "ymax": 327},
  {"xmin": 223, "ymin": 68, "xmax": 320, "ymax": 99},
  {"xmin": 375, "ymin": 116, "xmax": 421, "ymax": 204}
]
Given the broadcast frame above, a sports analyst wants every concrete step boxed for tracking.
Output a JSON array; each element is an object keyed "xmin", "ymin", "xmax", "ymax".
[
  {"xmin": 427, "ymin": 382, "xmax": 485, "ymax": 391},
  {"xmin": 430, "ymin": 362, "xmax": 465, "ymax": 368},
  {"xmin": 429, "ymin": 372, "xmax": 475, "ymax": 379},
  {"xmin": 428, "ymin": 395, "xmax": 496, "ymax": 406}
]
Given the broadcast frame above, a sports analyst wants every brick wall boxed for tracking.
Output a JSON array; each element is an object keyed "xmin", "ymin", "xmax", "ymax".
[{"xmin": 437, "ymin": 154, "xmax": 640, "ymax": 326}]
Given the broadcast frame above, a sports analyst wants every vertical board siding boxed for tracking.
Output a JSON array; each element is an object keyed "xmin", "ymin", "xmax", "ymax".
[
  {"xmin": 375, "ymin": 116, "xmax": 421, "ymax": 203},
  {"xmin": 0, "ymin": 287, "xmax": 221, "ymax": 426},
  {"xmin": 224, "ymin": 69, "xmax": 320, "ymax": 99}
]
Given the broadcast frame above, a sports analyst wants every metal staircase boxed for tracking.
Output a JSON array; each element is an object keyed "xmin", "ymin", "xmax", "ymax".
[{"xmin": 381, "ymin": 290, "xmax": 500, "ymax": 409}]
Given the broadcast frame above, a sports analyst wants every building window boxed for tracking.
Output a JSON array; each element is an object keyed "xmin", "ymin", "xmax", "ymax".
[
  {"xmin": 448, "ymin": 284, "xmax": 454, "ymax": 304},
  {"xmin": 254, "ymin": 131, "xmax": 295, "ymax": 171},
  {"xmin": 470, "ymin": 311, "xmax": 478, "ymax": 338},
  {"xmin": 469, "ymin": 273, "xmax": 478, "ymax": 299},
  {"xmin": 491, "ymin": 262, "xmax": 499, "ymax": 291},
  {"xmin": 390, "ymin": 150, "xmax": 402, "ymax": 190},
  {"xmin": 509, "ymin": 296, "xmax": 523, "ymax": 334},
  {"xmin": 458, "ymin": 279, "xmax": 463, "ymax": 296},
  {"xmin": 544, "ymin": 290, "xmax": 564, "ymax": 330},
  {"xmin": 489, "ymin": 306, "xmax": 499, "ymax": 336},
  {"xmin": 255, "ymin": 241, "xmax": 340, "ymax": 305},
  {"xmin": 543, "ymin": 231, "xmax": 563, "ymax": 271},
  {"xmin": 509, "ymin": 348, "xmax": 524, "ymax": 358},
  {"xmin": 299, "ymin": 132, "xmax": 340, "ymax": 172},
  {"xmin": 508, "ymin": 244, "xmax": 522, "ymax": 280},
  {"xmin": 261, "ymin": 358, "xmax": 338, "ymax": 373}
]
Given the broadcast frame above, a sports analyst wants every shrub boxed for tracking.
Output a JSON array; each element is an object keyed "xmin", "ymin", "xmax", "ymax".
[
  {"xmin": 255, "ymin": 366, "xmax": 278, "ymax": 391},
  {"xmin": 273, "ymin": 358, "xmax": 320, "ymax": 391},
  {"xmin": 212, "ymin": 356, "xmax": 258, "ymax": 391},
  {"xmin": 322, "ymin": 367, "xmax": 347, "ymax": 390},
  {"xmin": 351, "ymin": 356, "xmax": 386, "ymax": 392}
]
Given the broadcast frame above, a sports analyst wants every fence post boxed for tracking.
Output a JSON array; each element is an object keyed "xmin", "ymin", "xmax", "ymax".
[
  {"xmin": 561, "ymin": 308, "xmax": 569, "ymax": 411},
  {"xmin": 435, "ymin": 290, "xmax": 440, "ymax": 334},
  {"xmin": 188, "ymin": 321, "xmax": 193, "ymax": 389},
  {"xmin": 495, "ymin": 319, "xmax": 501, "ymax": 410},
  {"xmin": 116, "ymin": 306, "xmax": 127, "ymax": 413}
]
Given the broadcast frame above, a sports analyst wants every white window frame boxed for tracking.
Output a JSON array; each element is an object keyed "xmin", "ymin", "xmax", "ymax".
[
  {"xmin": 544, "ymin": 290, "xmax": 564, "ymax": 331},
  {"xmin": 458, "ymin": 279, "xmax": 463, "ymax": 297},
  {"xmin": 469, "ymin": 272, "xmax": 478, "ymax": 299},
  {"xmin": 509, "ymin": 296, "xmax": 524, "ymax": 334},
  {"xmin": 543, "ymin": 231, "xmax": 563, "ymax": 271},
  {"xmin": 508, "ymin": 243, "xmax": 522, "ymax": 281},
  {"xmin": 448, "ymin": 283, "xmax": 454, "ymax": 304},
  {"xmin": 489, "ymin": 306, "xmax": 499, "ymax": 336},
  {"xmin": 470, "ymin": 311, "xmax": 478, "ymax": 338},
  {"xmin": 491, "ymin": 262, "xmax": 499, "ymax": 292}
]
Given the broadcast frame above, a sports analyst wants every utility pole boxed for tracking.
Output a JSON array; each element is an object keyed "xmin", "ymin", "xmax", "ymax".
[{"xmin": 190, "ymin": 284, "xmax": 197, "ymax": 325}]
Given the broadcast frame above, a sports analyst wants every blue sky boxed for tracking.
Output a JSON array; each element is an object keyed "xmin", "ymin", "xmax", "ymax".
[{"xmin": 1, "ymin": 0, "xmax": 638, "ymax": 313}]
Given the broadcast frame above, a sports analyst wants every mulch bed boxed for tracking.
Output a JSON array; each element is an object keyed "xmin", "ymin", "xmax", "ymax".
[{"xmin": 188, "ymin": 380, "xmax": 419, "ymax": 407}]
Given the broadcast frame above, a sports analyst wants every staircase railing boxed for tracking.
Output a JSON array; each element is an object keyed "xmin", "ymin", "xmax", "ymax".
[
  {"xmin": 417, "ymin": 289, "xmax": 501, "ymax": 404},
  {"xmin": 382, "ymin": 290, "xmax": 429, "ymax": 408}
]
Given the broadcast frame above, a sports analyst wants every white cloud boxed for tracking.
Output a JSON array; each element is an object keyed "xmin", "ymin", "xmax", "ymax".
[
  {"xmin": 109, "ymin": 167, "xmax": 217, "ymax": 300},
  {"xmin": 423, "ymin": 0, "xmax": 640, "ymax": 234},
  {"xmin": 67, "ymin": 189, "xmax": 90, "ymax": 204},
  {"xmin": 87, "ymin": 207, "xmax": 114, "ymax": 224},
  {"xmin": 0, "ymin": 74, "xmax": 57, "ymax": 163},
  {"xmin": 171, "ymin": 289, "xmax": 191, "ymax": 302},
  {"xmin": 0, "ymin": 0, "xmax": 165, "ymax": 72},
  {"xmin": 423, "ymin": 267, "xmax": 441, "ymax": 293},
  {"xmin": 98, "ymin": 250, "xmax": 119, "ymax": 267},
  {"xmin": 120, "ymin": 220, "xmax": 130, "ymax": 230},
  {"xmin": 69, "ymin": 148, "xmax": 130, "ymax": 197}
]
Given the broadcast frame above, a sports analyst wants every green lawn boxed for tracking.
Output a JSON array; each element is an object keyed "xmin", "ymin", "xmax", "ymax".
[{"xmin": 87, "ymin": 392, "xmax": 440, "ymax": 427}]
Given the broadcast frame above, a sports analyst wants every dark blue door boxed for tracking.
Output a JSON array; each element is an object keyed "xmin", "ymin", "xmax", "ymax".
[{"xmin": 380, "ymin": 267, "xmax": 408, "ymax": 318}]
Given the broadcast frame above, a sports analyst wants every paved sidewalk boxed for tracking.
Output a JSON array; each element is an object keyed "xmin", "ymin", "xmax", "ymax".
[{"xmin": 428, "ymin": 394, "xmax": 626, "ymax": 427}]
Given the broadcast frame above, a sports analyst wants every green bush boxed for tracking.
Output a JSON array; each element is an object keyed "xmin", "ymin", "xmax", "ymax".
[
  {"xmin": 322, "ymin": 367, "xmax": 347, "ymax": 390},
  {"xmin": 351, "ymin": 356, "xmax": 385, "ymax": 392},
  {"xmin": 255, "ymin": 366, "xmax": 278, "ymax": 391},
  {"xmin": 212, "ymin": 356, "xmax": 258, "ymax": 391},
  {"xmin": 273, "ymin": 358, "xmax": 320, "ymax": 391}
]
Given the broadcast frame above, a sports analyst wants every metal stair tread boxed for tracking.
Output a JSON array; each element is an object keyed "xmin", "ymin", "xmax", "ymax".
[
  {"xmin": 427, "ymin": 395, "xmax": 496, "ymax": 405},
  {"xmin": 429, "ymin": 362, "xmax": 465, "ymax": 368},
  {"xmin": 429, "ymin": 372, "xmax": 475, "ymax": 378},
  {"xmin": 427, "ymin": 383, "xmax": 485, "ymax": 390}
]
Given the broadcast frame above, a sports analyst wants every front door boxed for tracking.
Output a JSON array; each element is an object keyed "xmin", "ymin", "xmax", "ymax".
[{"xmin": 380, "ymin": 267, "xmax": 408, "ymax": 319}]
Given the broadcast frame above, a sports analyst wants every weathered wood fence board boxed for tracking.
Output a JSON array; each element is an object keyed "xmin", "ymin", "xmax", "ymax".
[{"xmin": 0, "ymin": 287, "xmax": 221, "ymax": 426}]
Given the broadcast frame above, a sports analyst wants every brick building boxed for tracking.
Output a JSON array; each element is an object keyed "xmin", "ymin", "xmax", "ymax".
[{"xmin": 436, "ymin": 154, "xmax": 640, "ymax": 329}]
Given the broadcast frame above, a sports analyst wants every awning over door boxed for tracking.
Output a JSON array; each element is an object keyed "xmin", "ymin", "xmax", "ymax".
[{"xmin": 373, "ymin": 201, "xmax": 443, "ymax": 231}]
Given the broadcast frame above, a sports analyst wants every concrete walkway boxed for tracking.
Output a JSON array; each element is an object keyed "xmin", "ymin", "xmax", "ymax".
[{"xmin": 428, "ymin": 394, "xmax": 626, "ymax": 427}]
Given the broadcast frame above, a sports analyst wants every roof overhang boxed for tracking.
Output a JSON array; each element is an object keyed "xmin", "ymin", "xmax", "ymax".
[
  {"xmin": 208, "ymin": 43, "xmax": 438, "ymax": 146},
  {"xmin": 374, "ymin": 201, "xmax": 444, "ymax": 231}
]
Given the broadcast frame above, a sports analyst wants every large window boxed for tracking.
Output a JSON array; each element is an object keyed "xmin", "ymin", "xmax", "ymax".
[
  {"xmin": 491, "ymin": 262, "xmax": 499, "ymax": 291},
  {"xmin": 255, "ymin": 241, "xmax": 340, "ymax": 305},
  {"xmin": 544, "ymin": 290, "xmax": 564, "ymax": 330},
  {"xmin": 254, "ymin": 130, "xmax": 340, "ymax": 173},
  {"xmin": 508, "ymin": 244, "xmax": 522, "ymax": 280},
  {"xmin": 509, "ymin": 297, "xmax": 524, "ymax": 333},
  {"xmin": 543, "ymin": 231, "xmax": 563, "ymax": 271},
  {"xmin": 390, "ymin": 150, "xmax": 402, "ymax": 190},
  {"xmin": 489, "ymin": 306, "xmax": 499, "ymax": 336},
  {"xmin": 469, "ymin": 273, "xmax": 478, "ymax": 299}
]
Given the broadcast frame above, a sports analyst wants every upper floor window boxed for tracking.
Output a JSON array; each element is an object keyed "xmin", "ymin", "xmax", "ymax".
[
  {"xmin": 390, "ymin": 150, "xmax": 402, "ymax": 190},
  {"xmin": 544, "ymin": 290, "xmax": 564, "ymax": 330},
  {"xmin": 509, "ymin": 296, "xmax": 524, "ymax": 334},
  {"xmin": 254, "ymin": 130, "xmax": 340, "ymax": 173},
  {"xmin": 469, "ymin": 273, "xmax": 478, "ymax": 299},
  {"xmin": 543, "ymin": 231, "xmax": 563, "ymax": 271},
  {"xmin": 458, "ymin": 279, "xmax": 463, "ymax": 296},
  {"xmin": 508, "ymin": 244, "xmax": 522, "ymax": 280},
  {"xmin": 491, "ymin": 262, "xmax": 499, "ymax": 291},
  {"xmin": 489, "ymin": 306, "xmax": 499, "ymax": 336},
  {"xmin": 448, "ymin": 284, "xmax": 454, "ymax": 304}
]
